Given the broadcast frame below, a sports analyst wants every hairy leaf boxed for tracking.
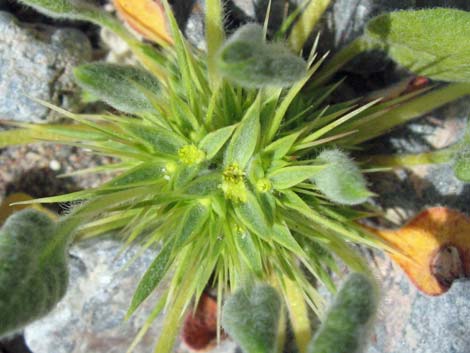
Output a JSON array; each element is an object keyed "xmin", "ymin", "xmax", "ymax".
[
  {"xmin": 365, "ymin": 8, "xmax": 470, "ymax": 82},
  {"xmin": 311, "ymin": 149, "xmax": 372, "ymax": 205},
  {"xmin": 217, "ymin": 24, "xmax": 307, "ymax": 88},
  {"xmin": 74, "ymin": 63, "xmax": 161, "ymax": 114},
  {"xmin": 0, "ymin": 209, "xmax": 68, "ymax": 338},
  {"xmin": 308, "ymin": 273, "xmax": 378, "ymax": 353},
  {"xmin": 222, "ymin": 284, "xmax": 282, "ymax": 353}
]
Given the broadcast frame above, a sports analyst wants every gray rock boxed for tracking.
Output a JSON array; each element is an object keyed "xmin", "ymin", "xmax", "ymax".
[
  {"xmin": 0, "ymin": 11, "xmax": 91, "ymax": 123},
  {"xmin": 363, "ymin": 253, "xmax": 470, "ymax": 353},
  {"xmin": 184, "ymin": 0, "xmax": 206, "ymax": 51},
  {"xmin": 24, "ymin": 238, "xmax": 237, "ymax": 353},
  {"xmin": 232, "ymin": 0, "xmax": 256, "ymax": 18}
]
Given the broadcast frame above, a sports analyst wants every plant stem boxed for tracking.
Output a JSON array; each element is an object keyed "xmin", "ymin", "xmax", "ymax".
[
  {"xmin": 343, "ymin": 82, "xmax": 470, "ymax": 145},
  {"xmin": 283, "ymin": 276, "xmax": 311, "ymax": 353},
  {"xmin": 206, "ymin": 0, "xmax": 225, "ymax": 85},
  {"xmin": 313, "ymin": 37, "xmax": 371, "ymax": 86},
  {"xmin": 362, "ymin": 146, "xmax": 456, "ymax": 169},
  {"xmin": 288, "ymin": 0, "xmax": 331, "ymax": 53}
]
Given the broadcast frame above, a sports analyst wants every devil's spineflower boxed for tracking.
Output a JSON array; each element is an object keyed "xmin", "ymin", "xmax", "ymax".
[{"xmin": 2, "ymin": 0, "xmax": 470, "ymax": 352}]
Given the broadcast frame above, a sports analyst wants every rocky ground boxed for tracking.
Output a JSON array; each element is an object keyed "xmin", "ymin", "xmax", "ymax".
[{"xmin": 1, "ymin": 1, "xmax": 470, "ymax": 353}]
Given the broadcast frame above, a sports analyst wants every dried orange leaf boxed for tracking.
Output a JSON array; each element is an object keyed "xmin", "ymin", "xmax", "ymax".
[
  {"xmin": 181, "ymin": 292, "xmax": 223, "ymax": 351},
  {"xmin": 371, "ymin": 207, "xmax": 470, "ymax": 295},
  {"xmin": 113, "ymin": 0, "xmax": 173, "ymax": 46}
]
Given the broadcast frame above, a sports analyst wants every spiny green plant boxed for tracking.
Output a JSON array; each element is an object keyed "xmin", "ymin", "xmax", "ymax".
[
  {"xmin": 221, "ymin": 273, "xmax": 378, "ymax": 353},
  {"xmin": 1, "ymin": 1, "xmax": 470, "ymax": 352}
]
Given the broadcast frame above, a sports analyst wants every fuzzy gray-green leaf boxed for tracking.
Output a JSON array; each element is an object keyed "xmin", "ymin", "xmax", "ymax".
[
  {"xmin": 217, "ymin": 24, "xmax": 307, "ymax": 88},
  {"xmin": 0, "ymin": 209, "xmax": 68, "ymax": 338},
  {"xmin": 311, "ymin": 149, "xmax": 372, "ymax": 205},
  {"xmin": 74, "ymin": 63, "xmax": 161, "ymax": 114},
  {"xmin": 222, "ymin": 284, "xmax": 282, "ymax": 353},
  {"xmin": 308, "ymin": 273, "xmax": 378, "ymax": 353},
  {"xmin": 17, "ymin": 0, "xmax": 100, "ymax": 20},
  {"xmin": 365, "ymin": 8, "xmax": 470, "ymax": 82}
]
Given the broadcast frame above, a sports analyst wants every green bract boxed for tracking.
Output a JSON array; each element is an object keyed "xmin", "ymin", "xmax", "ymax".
[{"xmin": 2, "ymin": 1, "xmax": 470, "ymax": 353}]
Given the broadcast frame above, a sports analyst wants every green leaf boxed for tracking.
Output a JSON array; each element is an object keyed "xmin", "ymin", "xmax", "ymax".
[
  {"xmin": 269, "ymin": 165, "xmax": 324, "ymax": 190},
  {"xmin": 74, "ymin": 63, "xmax": 161, "ymax": 114},
  {"xmin": 127, "ymin": 203, "xmax": 209, "ymax": 317},
  {"xmin": 311, "ymin": 149, "xmax": 372, "ymax": 205},
  {"xmin": 173, "ymin": 203, "xmax": 211, "ymax": 248},
  {"xmin": 184, "ymin": 173, "xmax": 221, "ymax": 196},
  {"xmin": 106, "ymin": 162, "xmax": 166, "ymax": 188},
  {"xmin": 453, "ymin": 146, "xmax": 470, "ymax": 182},
  {"xmin": 234, "ymin": 190, "xmax": 271, "ymax": 241},
  {"xmin": 365, "ymin": 8, "xmax": 470, "ymax": 82},
  {"xmin": 126, "ymin": 124, "xmax": 187, "ymax": 155},
  {"xmin": 0, "ymin": 123, "xmax": 106, "ymax": 148},
  {"xmin": 0, "ymin": 126, "xmax": 69, "ymax": 147},
  {"xmin": 263, "ymin": 131, "xmax": 301, "ymax": 160},
  {"xmin": 272, "ymin": 222, "xmax": 303, "ymax": 254},
  {"xmin": 234, "ymin": 231, "xmax": 263, "ymax": 274},
  {"xmin": 199, "ymin": 124, "xmax": 237, "ymax": 160},
  {"xmin": 126, "ymin": 241, "xmax": 173, "ymax": 318},
  {"xmin": 17, "ymin": 0, "xmax": 95, "ymax": 20},
  {"xmin": 217, "ymin": 24, "xmax": 307, "ymax": 88},
  {"xmin": 0, "ymin": 209, "xmax": 68, "ymax": 338},
  {"xmin": 222, "ymin": 284, "xmax": 282, "ymax": 353},
  {"xmin": 308, "ymin": 273, "xmax": 378, "ymax": 353},
  {"xmin": 224, "ymin": 97, "xmax": 260, "ymax": 169}
]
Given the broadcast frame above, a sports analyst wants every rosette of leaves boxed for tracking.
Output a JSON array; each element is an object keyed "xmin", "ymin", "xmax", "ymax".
[{"xmin": 2, "ymin": 1, "xmax": 470, "ymax": 352}]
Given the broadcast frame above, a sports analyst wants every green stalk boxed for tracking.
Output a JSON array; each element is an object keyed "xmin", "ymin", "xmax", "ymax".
[
  {"xmin": 312, "ymin": 37, "xmax": 371, "ymax": 86},
  {"xmin": 283, "ymin": 276, "xmax": 311, "ymax": 353},
  {"xmin": 206, "ymin": 0, "xmax": 225, "ymax": 85},
  {"xmin": 288, "ymin": 0, "xmax": 331, "ymax": 53},
  {"xmin": 343, "ymin": 82, "xmax": 470, "ymax": 145},
  {"xmin": 363, "ymin": 146, "xmax": 456, "ymax": 169}
]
